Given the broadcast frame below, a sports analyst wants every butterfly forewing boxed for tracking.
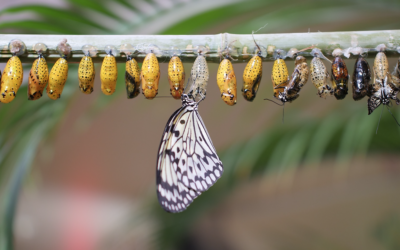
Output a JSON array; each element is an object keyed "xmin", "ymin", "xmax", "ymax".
[{"xmin": 156, "ymin": 96, "xmax": 223, "ymax": 213}]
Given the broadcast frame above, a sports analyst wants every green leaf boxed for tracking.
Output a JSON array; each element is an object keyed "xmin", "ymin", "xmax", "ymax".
[{"xmin": 0, "ymin": 5, "xmax": 108, "ymax": 33}]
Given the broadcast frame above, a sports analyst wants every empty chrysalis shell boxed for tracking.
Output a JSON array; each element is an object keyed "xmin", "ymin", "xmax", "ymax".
[
  {"xmin": 187, "ymin": 45, "xmax": 209, "ymax": 101},
  {"xmin": 310, "ymin": 50, "xmax": 333, "ymax": 99}
]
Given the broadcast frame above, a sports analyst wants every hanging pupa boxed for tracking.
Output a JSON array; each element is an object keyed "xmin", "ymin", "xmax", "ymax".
[
  {"xmin": 121, "ymin": 43, "xmax": 141, "ymax": 99},
  {"xmin": 78, "ymin": 44, "xmax": 97, "ymax": 94},
  {"xmin": 0, "ymin": 39, "xmax": 26, "ymax": 103},
  {"xmin": 189, "ymin": 45, "xmax": 209, "ymax": 101},
  {"xmin": 28, "ymin": 43, "xmax": 49, "ymax": 100},
  {"xmin": 330, "ymin": 49, "xmax": 349, "ymax": 100},
  {"xmin": 168, "ymin": 47, "xmax": 185, "ymax": 100},
  {"xmin": 100, "ymin": 45, "xmax": 118, "ymax": 95},
  {"xmin": 310, "ymin": 48, "xmax": 333, "ymax": 98},
  {"xmin": 141, "ymin": 44, "xmax": 161, "ymax": 100},
  {"xmin": 242, "ymin": 33, "xmax": 263, "ymax": 102},
  {"xmin": 47, "ymin": 39, "xmax": 71, "ymax": 100},
  {"xmin": 216, "ymin": 41, "xmax": 237, "ymax": 106}
]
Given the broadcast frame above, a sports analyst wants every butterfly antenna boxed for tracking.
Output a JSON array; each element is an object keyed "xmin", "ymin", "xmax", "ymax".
[
  {"xmin": 282, "ymin": 103, "xmax": 285, "ymax": 123},
  {"xmin": 376, "ymin": 105, "xmax": 384, "ymax": 134},
  {"xmin": 386, "ymin": 106, "xmax": 400, "ymax": 127},
  {"xmin": 264, "ymin": 98, "xmax": 284, "ymax": 106}
]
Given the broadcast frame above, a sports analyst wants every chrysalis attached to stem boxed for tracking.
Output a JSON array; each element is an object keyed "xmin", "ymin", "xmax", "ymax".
[
  {"xmin": 217, "ymin": 41, "xmax": 237, "ymax": 106},
  {"xmin": 187, "ymin": 45, "xmax": 209, "ymax": 102},
  {"xmin": 368, "ymin": 44, "xmax": 400, "ymax": 133},
  {"xmin": 330, "ymin": 48, "xmax": 349, "ymax": 100},
  {"xmin": 271, "ymin": 49, "xmax": 289, "ymax": 101},
  {"xmin": 352, "ymin": 55, "xmax": 371, "ymax": 101},
  {"xmin": 100, "ymin": 45, "xmax": 118, "ymax": 96},
  {"xmin": 141, "ymin": 44, "xmax": 161, "ymax": 100},
  {"xmin": 274, "ymin": 46, "xmax": 313, "ymax": 103},
  {"xmin": 310, "ymin": 48, "xmax": 333, "ymax": 99},
  {"xmin": 0, "ymin": 39, "xmax": 26, "ymax": 103},
  {"xmin": 47, "ymin": 39, "xmax": 71, "ymax": 100},
  {"xmin": 121, "ymin": 43, "xmax": 141, "ymax": 99},
  {"xmin": 242, "ymin": 33, "xmax": 264, "ymax": 102},
  {"xmin": 168, "ymin": 47, "xmax": 185, "ymax": 100},
  {"xmin": 78, "ymin": 44, "xmax": 97, "ymax": 94},
  {"xmin": 28, "ymin": 43, "xmax": 48, "ymax": 100}
]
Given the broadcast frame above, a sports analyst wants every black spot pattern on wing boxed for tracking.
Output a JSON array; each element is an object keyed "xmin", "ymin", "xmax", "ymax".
[
  {"xmin": 368, "ymin": 95, "xmax": 381, "ymax": 115},
  {"xmin": 156, "ymin": 95, "xmax": 223, "ymax": 213}
]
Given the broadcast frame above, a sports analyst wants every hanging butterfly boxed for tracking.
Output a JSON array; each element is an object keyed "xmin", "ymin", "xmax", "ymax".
[{"xmin": 156, "ymin": 75, "xmax": 224, "ymax": 213}]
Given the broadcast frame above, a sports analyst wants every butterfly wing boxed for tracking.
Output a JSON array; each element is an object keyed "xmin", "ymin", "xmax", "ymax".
[
  {"xmin": 368, "ymin": 95, "xmax": 382, "ymax": 115},
  {"xmin": 156, "ymin": 104, "xmax": 223, "ymax": 213}
]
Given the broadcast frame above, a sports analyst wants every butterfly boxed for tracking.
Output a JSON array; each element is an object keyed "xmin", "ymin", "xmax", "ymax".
[{"xmin": 156, "ymin": 91, "xmax": 224, "ymax": 213}]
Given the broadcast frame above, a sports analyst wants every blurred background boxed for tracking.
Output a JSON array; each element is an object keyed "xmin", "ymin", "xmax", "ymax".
[{"xmin": 0, "ymin": 0, "xmax": 400, "ymax": 249}]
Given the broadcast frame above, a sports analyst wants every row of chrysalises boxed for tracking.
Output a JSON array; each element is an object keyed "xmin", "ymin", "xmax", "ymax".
[{"xmin": 1, "ymin": 40, "xmax": 399, "ymax": 116}]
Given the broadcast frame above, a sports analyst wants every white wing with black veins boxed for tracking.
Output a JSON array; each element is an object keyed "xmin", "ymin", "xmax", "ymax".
[{"xmin": 156, "ymin": 104, "xmax": 223, "ymax": 213}]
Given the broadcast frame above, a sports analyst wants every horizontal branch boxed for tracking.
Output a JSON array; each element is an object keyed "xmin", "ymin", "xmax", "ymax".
[{"xmin": 0, "ymin": 30, "xmax": 399, "ymax": 63}]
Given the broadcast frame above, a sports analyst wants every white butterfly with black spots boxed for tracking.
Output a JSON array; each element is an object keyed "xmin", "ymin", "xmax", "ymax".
[{"xmin": 156, "ymin": 93, "xmax": 223, "ymax": 213}]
